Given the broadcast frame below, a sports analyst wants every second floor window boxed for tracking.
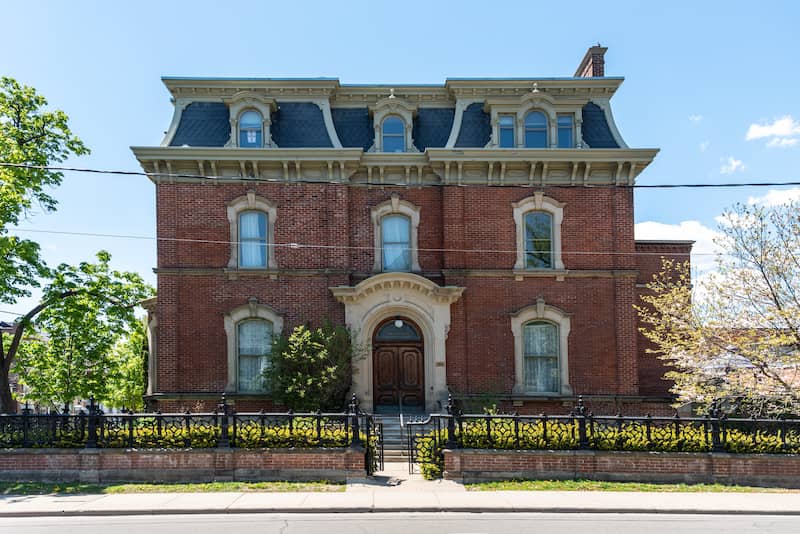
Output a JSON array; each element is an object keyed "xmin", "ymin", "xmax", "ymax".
[
  {"xmin": 524, "ymin": 211, "xmax": 552, "ymax": 269},
  {"xmin": 382, "ymin": 116, "xmax": 405, "ymax": 152},
  {"xmin": 557, "ymin": 114, "xmax": 574, "ymax": 148},
  {"xmin": 524, "ymin": 111, "xmax": 548, "ymax": 148},
  {"xmin": 239, "ymin": 211, "xmax": 268, "ymax": 268},
  {"xmin": 381, "ymin": 214, "xmax": 411, "ymax": 271},
  {"xmin": 499, "ymin": 115, "xmax": 515, "ymax": 148},
  {"xmin": 239, "ymin": 111, "xmax": 263, "ymax": 148}
]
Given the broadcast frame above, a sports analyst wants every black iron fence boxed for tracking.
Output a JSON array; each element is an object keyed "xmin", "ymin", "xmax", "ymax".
[
  {"xmin": 0, "ymin": 394, "xmax": 383, "ymax": 474},
  {"xmin": 406, "ymin": 396, "xmax": 800, "ymax": 476}
]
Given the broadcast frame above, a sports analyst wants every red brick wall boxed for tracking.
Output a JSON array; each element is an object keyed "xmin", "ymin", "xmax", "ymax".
[
  {"xmin": 445, "ymin": 449, "xmax": 800, "ymax": 487},
  {"xmin": 0, "ymin": 448, "xmax": 366, "ymax": 483},
  {"xmin": 152, "ymin": 182, "xmax": 682, "ymax": 410}
]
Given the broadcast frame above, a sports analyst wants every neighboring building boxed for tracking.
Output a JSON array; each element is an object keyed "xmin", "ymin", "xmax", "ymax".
[{"xmin": 133, "ymin": 46, "xmax": 691, "ymax": 414}]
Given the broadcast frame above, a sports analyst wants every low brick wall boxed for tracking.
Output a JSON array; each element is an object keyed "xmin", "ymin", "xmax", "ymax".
[
  {"xmin": 444, "ymin": 449, "xmax": 800, "ymax": 488},
  {"xmin": 0, "ymin": 447, "xmax": 366, "ymax": 483}
]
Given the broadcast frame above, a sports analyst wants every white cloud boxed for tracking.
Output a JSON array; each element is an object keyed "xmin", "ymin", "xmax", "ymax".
[
  {"xmin": 689, "ymin": 114, "xmax": 704, "ymax": 122},
  {"xmin": 746, "ymin": 115, "xmax": 800, "ymax": 148},
  {"xmin": 699, "ymin": 140, "xmax": 709, "ymax": 152},
  {"xmin": 634, "ymin": 220, "xmax": 722, "ymax": 273},
  {"xmin": 720, "ymin": 157, "xmax": 745, "ymax": 174},
  {"xmin": 746, "ymin": 187, "xmax": 800, "ymax": 207}
]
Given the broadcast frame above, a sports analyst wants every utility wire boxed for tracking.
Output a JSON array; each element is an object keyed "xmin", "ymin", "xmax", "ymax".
[
  {"xmin": 12, "ymin": 227, "xmax": 716, "ymax": 256},
  {"xmin": 2, "ymin": 162, "xmax": 800, "ymax": 189}
]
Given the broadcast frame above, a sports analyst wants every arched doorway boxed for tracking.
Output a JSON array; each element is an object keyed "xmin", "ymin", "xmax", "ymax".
[{"xmin": 372, "ymin": 317, "xmax": 424, "ymax": 409}]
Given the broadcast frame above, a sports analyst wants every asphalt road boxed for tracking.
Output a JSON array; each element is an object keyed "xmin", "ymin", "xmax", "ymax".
[{"xmin": 3, "ymin": 513, "xmax": 800, "ymax": 533}]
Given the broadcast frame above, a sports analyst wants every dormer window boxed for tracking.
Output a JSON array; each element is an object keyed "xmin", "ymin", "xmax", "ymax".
[
  {"xmin": 524, "ymin": 111, "xmax": 548, "ymax": 148},
  {"xmin": 499, "ymin": 115, "xmax": 515, "ymax": 148},
  {"xmin": 239, "ymin": 111, "xmax": 263, "ymax": 148},
  {"xmin": 382, "ymin": 116, "xmax": 406, "ymax": 153},
  {"xmin": 557, "ymin": 114, "xmax": 574, "ymax": 148}
]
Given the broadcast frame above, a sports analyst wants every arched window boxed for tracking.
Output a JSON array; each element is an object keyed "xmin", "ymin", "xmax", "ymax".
[
  {"xmin": 239, "ymin": 110, "xmax": 263, "ymax": 148},
  {"xmin": 382, "ymin": 116, "xmax": 405, "ymax": 152},
  {"xmin": 524, "ymin": 211, "xmax": 553, "ymax": 269},
  {"xmin": 523, "ymin": 321, "xmax": 559, "ymax": 393},
  {"xmin": 381, "ymin": 214, "xmax": 411, "ymax": 271},
  {"xmin": 524, "ymin": 111, "xmax": 548, "ymax": 148},
  {"xmin": 237, "ymin": 319, "xmax": 273, "ymax": 393},
  {"xmin": 238, "ymin": 210, "xmax": 268, "ymax": 268}
]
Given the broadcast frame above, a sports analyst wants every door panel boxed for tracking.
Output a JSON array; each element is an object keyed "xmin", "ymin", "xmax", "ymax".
[{"xmin": 373, "ymin": 344, "xmax": 424, "ymax": 408}]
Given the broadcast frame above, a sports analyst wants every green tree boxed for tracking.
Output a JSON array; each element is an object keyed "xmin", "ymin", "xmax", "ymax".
[
  {"xmin": 0, "ymin": 76, "xmax": 89, "ymax": 411},
  {"xmin": 265, "ymin": 323, "xmax": 357, "ymax": 411},
  {"xmin": 104, "ymin": 317, "xmax": 149, "ymax": 411},
  {"xmin": 10, "ymin": 252, "xmax": 153, "ymax": 411},
  {"xmin": 637, "ymin": 201, "xmax": 800, "ymax": 417}
]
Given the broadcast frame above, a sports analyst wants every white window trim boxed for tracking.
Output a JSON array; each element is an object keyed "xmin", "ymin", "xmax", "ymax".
[
  {"xmin": 371, "ymin": 193, "xmax": 421, "ymax": 272},
  {"xmin": 511, "ymin": 298, "xmax": 572, "ymax": 396},
  {"xmin": 512, "ymin": 192, "xmax": 565, "ymax": 270},
  {"xmin": 224, "ymin": 298, "xmax": 284, "ymax": 393},
  {"xmin": 224, "ymin": 91, "xmax": 277, "ymax": 148},
  {"xmin": 368, "ymin": 92, "xmax": 419, "ymax": 152},
  {"xmin": 227, "ymin": 191, "xmax": 278, "ymax": 269}
]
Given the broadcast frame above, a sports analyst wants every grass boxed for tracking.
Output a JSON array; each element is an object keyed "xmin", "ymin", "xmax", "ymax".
[
  {"xmin": 467, "ymin": 479, "xmax": 800, "ymax": 493},
  {"xmin": 0, "ymin": 480, "xmax": 345, "ymax": 495}
]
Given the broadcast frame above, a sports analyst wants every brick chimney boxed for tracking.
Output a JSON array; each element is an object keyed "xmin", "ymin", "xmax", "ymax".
[{"xmin": 574, "ymin": 45, "xmax": 607, "ymax": 77}]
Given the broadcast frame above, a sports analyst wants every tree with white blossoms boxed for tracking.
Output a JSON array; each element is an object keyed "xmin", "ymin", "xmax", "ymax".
[{"xmin": 637, "ymin": 200, "xmax": 800, "ymax": 417}]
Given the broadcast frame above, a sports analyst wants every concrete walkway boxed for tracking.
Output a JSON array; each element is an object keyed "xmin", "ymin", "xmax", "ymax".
[{"xmin": 1, "ymin": 462, "xmax": 799, "ymax": 517}]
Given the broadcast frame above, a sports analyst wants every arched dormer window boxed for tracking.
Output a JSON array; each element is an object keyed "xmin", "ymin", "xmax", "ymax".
[
  {"xmin": 524, "ymin": 111, "xmax": 548, "ymax": 148},
  {"xmin": 239, "ymin": 111, "xmax": 263, "ymax": 148},
  {"xmin": 371, "ymin": 193, "xmax": 421, "ymax": 272},
  {"xmin": 512, "ymin": 192, "xmax": 565, "ymax": 270},
  {"xmin": 382, "ymin": 116, "xmax": 406, "ymax": 152}
]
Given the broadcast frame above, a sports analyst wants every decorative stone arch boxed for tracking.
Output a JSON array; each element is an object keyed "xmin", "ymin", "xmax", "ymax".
[
  {"xmin": 368, "ymin": 92, "xmax": 419, "ymax": 152},
  {"xmin": 227, "ymin": 191, "xmax": 278, "ymax": 269},
  {"xmin": 371, "ymin": 193, "xmax": 422, "ymax": 272},
  {"xmin": 510, "ymin": 298, "xmax": 572, "ymax": 396},
  {"xmin": 223, "ymin": 297, "xmax": 284, "ymax": 393},
  {"xmin": 512, "ymin": 191, "xmax": 565, "ymax": 270},
  {"xmin": 331, "ymin": 273, "xmax": 464, "ymax": 412},
  {"xmin": 224, "ymin": 91, "xmax": 277, "ymax": 148}
]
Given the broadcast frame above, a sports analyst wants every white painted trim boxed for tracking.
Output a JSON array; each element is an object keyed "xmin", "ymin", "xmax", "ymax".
[
  {"xmin": 225, "ymin": 92, "xmax": 277, "ymax": 148},
  {"xmin": 510, "ymin": 298, "xmax": 572, "ymax": 395},
  {"xmin": 330, "ymin": 273, "xmax": 464, "ymax": 412},
  {"xmin": 369, "ymin": 95, "xmax": 419, "ymax": 153},
  {"xmin": 512, "ymin": 192, "xmax": 565, "ymax": 270},
  {"xmin": 312, "ymin": 99, "xmax": 343, "ymax": 149},
  {"xmin": 223, "ymin": 298, "xmax": 284, "ymax": 393},
  {"xmin": 227, "ymin": 191, "xmax": 278, "ymax": 269},
  {"xmin": 370, "ymin": 194, "xmax": 421, "ymax": 272},
  {"xmin": 146, "ymin": 315, "xmax": 157, "ymax": 395},
  {"xmin": 445, "ymin": 98, "xmax": 484, "ymax": 148},
  {"xmin": 161, "ymin": 98, "xmax": 193, "ymax": 147}
]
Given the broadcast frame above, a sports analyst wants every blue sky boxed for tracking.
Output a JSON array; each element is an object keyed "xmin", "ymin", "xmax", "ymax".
[{"xmin": 3, "ymin": 0, "xmax": 799, "ymax": 316}]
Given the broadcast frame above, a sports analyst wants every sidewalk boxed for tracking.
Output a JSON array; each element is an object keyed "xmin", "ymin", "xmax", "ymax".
[{"xmin": 2, "ymin": 463, "xmax": 799, "ymax": 517}]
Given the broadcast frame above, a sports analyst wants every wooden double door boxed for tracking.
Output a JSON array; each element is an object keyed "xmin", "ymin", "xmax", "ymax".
[{"xmin": 373, "ymin": 343, "xmax": 424, "ymax": 408}]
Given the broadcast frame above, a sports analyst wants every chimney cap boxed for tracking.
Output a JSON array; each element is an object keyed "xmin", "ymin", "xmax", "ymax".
[{"xmin": 574, "ymin": 45, "xmax": 608, "ymax": 78}]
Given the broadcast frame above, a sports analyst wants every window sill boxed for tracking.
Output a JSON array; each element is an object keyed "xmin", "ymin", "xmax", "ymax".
[{"xmin": 512, "ymin": 269, "xmax": 567, "ymax": 281}]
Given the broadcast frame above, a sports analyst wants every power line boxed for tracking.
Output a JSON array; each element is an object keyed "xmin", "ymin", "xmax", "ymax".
[
  {"xmin": 12, "ymin": 226, "xmax": 716, "ymax": 256},
  {"xmin": 2, "ymin": 162, "xmax": 800, "ymax": 189}
]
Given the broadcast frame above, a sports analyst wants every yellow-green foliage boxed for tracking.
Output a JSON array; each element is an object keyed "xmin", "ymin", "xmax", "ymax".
[{"xmin": 413, "ymin": 417, "xmax": 800, "ymax": 479}]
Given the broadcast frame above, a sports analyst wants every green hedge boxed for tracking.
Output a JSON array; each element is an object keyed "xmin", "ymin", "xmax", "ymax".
[{"xmin": 413, "ymin": 418, "xmax": 800, "ymax": 480}]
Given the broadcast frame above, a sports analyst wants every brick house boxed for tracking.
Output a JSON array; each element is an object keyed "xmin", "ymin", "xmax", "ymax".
[{"xmin": 132, "ymin": 46, "xmax": 691, "ymax": 414}]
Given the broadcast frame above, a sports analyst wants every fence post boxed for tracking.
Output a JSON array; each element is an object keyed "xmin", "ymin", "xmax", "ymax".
[
  {"xmin": 709, "ymin": 403, "xmax": 723, "ymax": 453},
  {"xmin": 21, "ymin": 401, "xmax": 32, "ymax": 448},
  {"xmin": 445, "ymin": 394, "xmax": 457, "ymax": 449},
  {"xmin": 217, "ymin": 393, "xmax": 230, "ymax": 448},
  {"xmin": 350, "ymin": 394, "xmax": 362, "ymax": 447},
  {"xmin": 575, "ymin": 395, "xmax": 589, "ymax": 449},
  {"xmin": 85, "ymin": 396, "xmax": 98, "ymax": 449}
]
